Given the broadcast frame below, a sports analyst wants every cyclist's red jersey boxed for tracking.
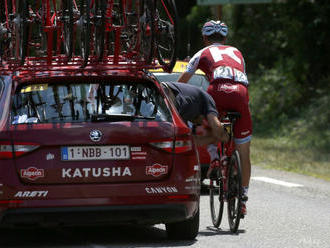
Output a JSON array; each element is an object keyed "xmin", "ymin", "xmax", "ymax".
[
  {"xmin": 186, "ymin": 43, "xmax": 252, "ymax": 144},
  {"xmin": 186, "ymin": 44, "xmax": 248, "ymax": 86}
]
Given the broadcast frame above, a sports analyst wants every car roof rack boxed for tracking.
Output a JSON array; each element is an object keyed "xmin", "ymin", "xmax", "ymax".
[
  {"xmin": 0, "ymin": 55, "xmax": 163, "ymax": 76},
  {"xmin": 0, "ymin": 55, "xmax": 162, "ymax": 80}
]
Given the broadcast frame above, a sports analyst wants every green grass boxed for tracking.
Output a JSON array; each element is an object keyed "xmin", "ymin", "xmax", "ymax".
[{"xmin": 251, "ymin": 136, "xmax": 330, "ymax": 181}]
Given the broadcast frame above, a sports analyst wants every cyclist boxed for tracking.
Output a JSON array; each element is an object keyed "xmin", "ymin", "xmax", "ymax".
[
  {"xmin": 162, "ymin": 81, "xmax": 228, "ymax": 146},
  {"xmin": 177, "ymin": 20, "xmax": 252, "ymax": 216}
]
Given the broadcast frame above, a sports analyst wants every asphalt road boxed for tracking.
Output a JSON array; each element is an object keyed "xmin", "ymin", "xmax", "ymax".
[{"xmin": 0, "ymin": 166, "xmax": 329, "ymax": 248}]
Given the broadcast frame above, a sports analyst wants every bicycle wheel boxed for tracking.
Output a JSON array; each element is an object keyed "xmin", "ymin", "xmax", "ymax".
[
  {"xmin": 121, "ymin": 0, "xmax": 140, "ymax": 57},
  {"xmin": 0, "ymin": 1, "xmax": 7, "ymax": 61},
  {"xmin": 93, "ymin": 0, "xmax": 105, "ymax": 61},
  {"xmin": 209, "ymin": 168, "xmax": 224, "ymax": 228},
  {"xmin": 62, "ymin": 0, "xmax": 73, "ymax": 60},
  {"xmin": 139, "ymin": 0, "xmax": 154, "ymax": 64},
  {"xmin": 227, "ymin": 150, "xmax": 243, "ymax": 233},
  {"xmin": 154, "ymin": 0, "xmax": 177, "ymax": 72},
  {"xmin": 79, "ymin": 0, "xmax": 91, "ymax": 67},
  {"xmin": 14, "ymin": 0, "xmax": 29, "ymax": 65}
]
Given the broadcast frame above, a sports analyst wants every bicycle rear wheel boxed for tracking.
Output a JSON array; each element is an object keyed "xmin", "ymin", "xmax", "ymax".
[
  {"xmin": 92, "ymin": 0, "xmax": 106, "ymax": 61},
  {"xmin": 121, "ymin": 0, "xmax": 140, "ymax": 58},
  {"xmin": 14, "ymin": 0, "xmax": 29, "ymax": 65},
  {"xmin": 227, "ymin": 150, "xmax": 243, "ymax": 233},
  {"xmin": 62, "ymin": 0, "xmax": 73, "ymax": 60},
  {"xmin": 154, "ymin": 0, "xmax": 177, "ymax": 72},
  {"xmin": 139, "ymin": 0, "xmax": 154, "ymax": 64},
  {"xmin": 79, "ymin": 0, "xmax": 91, "ymax": 67},
  {"xmin": 209, "ymin": 168, "xmax": 224, "ymax": 228}
]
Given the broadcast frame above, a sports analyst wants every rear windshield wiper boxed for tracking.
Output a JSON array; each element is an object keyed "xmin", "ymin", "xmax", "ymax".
[{"xmin": 91, "ymin": 114, "xmax": 156, "ymax": 122}]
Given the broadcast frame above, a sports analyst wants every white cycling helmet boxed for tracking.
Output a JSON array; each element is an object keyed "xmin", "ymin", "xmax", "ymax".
[{"xmin": 202, "ymin": 20, "xmax": 228, "ymax": 37}]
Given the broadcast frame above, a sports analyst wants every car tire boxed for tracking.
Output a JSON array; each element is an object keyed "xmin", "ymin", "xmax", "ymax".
[{"xmin": 165, "ymin": 208, "xmax": 199, "ymax": 240}]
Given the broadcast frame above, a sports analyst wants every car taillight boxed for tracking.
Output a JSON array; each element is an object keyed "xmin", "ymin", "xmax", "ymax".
[
  {"xmin": 0, "ymin": 141, "xmax": 40, "ymax": 159},
  {"xmin": 174, "ymin": 137, "xmax": 193, "ymax": 153},
  {"xmin": 150, "ymin": 136, "xmax": 192, "ymax": 154}
]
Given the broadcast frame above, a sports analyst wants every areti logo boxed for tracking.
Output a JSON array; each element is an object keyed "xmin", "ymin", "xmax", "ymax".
[
  {"xmin": 20, "ymin": 167, "xmax": 45, "ymax": 180},
  {"xmin": 146, "ymin": 164, "xmax": 168, "ymax": 177}
]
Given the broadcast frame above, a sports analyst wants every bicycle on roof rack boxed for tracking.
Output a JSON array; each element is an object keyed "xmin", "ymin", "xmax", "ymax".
[
  {"xmin": 0, "ymin": 0, "xmax": 177, "ymax": 71},
  {"xmin": 87, "ymin": 0, "xmax": 154, "ymax": 65}
]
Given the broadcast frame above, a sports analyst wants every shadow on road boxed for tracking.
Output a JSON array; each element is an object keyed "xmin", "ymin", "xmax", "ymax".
[
  {"xmin": 199, "ymin": 226, "xmax": 246, "ymax": 236},
  {"xmin": 0, "ymin": 224, "xmax": 197, "ymax": 248}
]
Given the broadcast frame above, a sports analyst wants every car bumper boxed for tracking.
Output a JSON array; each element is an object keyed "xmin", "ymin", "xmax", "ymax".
[{"xmin": 0, "ymin": 201, "xmax": 198, "ymax": 227}]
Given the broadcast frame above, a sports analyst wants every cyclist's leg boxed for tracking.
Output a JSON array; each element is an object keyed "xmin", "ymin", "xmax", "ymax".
[
  {"xmin": 235, "ymin": 140, "xmax": 250, "ymax": 216},
  {"xmin": 235, "ymin": 141, "xmax": 251, "ymax": 188},
  {"xmin": 232, "ymin": 88, "xmax": 252, "ymax": 215},
  {"xmin": 232, "ymin": 91, "xmax": 252, "ymax": 191}
]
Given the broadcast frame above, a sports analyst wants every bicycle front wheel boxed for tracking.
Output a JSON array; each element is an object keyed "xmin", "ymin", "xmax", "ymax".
[
  {"xmin": 209, "ymin": 168, "xmax": 224, "ymax": 228},
  {"xmin": 227, "ymin": 150, "xmax": 243, "ymax": 233},
  {"xmin": 154, "ymin": 0, "xmax": 177, "ymax": 72}
]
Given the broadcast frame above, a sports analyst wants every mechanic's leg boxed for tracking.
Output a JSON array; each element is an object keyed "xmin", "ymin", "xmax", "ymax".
[{"xmin": 236, "ymin": 141, "xmax": 251, "ymax": 188}]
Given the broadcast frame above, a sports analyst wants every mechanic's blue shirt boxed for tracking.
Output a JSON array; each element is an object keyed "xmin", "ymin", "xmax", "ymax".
[{"xmin": 165, "ymin": 82, "xmax": 218, "ymax": 122}]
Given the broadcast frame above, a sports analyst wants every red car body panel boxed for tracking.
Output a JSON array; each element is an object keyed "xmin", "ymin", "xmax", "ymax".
[{"xmin": 0, "ymin": 70, "xmax": 200, "ymax": 227}]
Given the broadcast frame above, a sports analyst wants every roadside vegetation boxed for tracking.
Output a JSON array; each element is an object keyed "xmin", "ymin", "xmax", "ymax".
[
  {"xmin": 176, "ymin": 0, "xmax": 330, "ymax": 180},
  {"xmin": 249, "ymin": 71, "xmax": 330, "ymax": 181}
]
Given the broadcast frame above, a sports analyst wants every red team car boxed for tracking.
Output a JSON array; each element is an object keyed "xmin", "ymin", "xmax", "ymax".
[{"xmin": 0, "ymin": 68, "xmax": 200, "ymax": 240}]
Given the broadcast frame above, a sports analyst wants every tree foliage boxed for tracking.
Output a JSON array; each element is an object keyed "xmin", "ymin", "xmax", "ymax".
[
  {"xmin": 228, "ymin": 0, "xmax": 330, "ymax": 150},
  {"xmin": 176, "ymin": 0, "xmax": 329, "ymax": 150},
  {"xmin": 231, "ymin": 0, "xmax": 330, "ymax": 92}
]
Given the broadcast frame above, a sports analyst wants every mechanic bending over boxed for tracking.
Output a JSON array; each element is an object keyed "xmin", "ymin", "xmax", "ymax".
[{"xmin": 161, "ymin": 81, "xmax": 228, "ymax": 146}]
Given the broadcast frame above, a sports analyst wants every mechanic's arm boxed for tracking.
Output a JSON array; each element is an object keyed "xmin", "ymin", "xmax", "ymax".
[
  {"xmin": 192, "ymin": 115, "xmax": 228, "ymax": 146},
  {"xmin": 206, "ymin": 114, "xmax": 229, "ymax": 143},
  {"xmin": 177, "ymin": 71, "xmax": 193, "ymax": 83}
]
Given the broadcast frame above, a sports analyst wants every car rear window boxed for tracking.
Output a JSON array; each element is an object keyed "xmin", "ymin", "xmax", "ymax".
[{"xmin": 11, "ymin": 81, "xmax": 172, "ymax": 124}]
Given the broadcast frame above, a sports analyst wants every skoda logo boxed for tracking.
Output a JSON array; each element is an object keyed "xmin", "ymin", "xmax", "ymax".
[{"xmin": 90, "ymin": 130, "xmax": 102, "ymax": 142}]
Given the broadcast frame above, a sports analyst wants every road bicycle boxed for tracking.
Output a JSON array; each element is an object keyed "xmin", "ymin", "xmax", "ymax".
[
  {"xmin": 78, "ymin": 0, "xmax": 177, "ymax": 68},
  {"xmin": 0, "ymin": 0, "xmax": 74, "ymax": 65},
  {"xmin": 0, "ymin": 0, "xmax": 177, "ymax": 71},
  {"xmin": 92, "ymin": 0, "xmax": 154, "ymax": 64},
  {"xmin": 209, "ymin": 111, "xmax": 243, "ymax": 233},
  {"xmin": 63, "ymin": 0, "xmax": 177, "ymax": 68}
]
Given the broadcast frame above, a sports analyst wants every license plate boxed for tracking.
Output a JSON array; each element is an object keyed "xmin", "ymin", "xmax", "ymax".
[{"xmin": 61, "ymin": 146, "xmax": 130, "ymax": 161}]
